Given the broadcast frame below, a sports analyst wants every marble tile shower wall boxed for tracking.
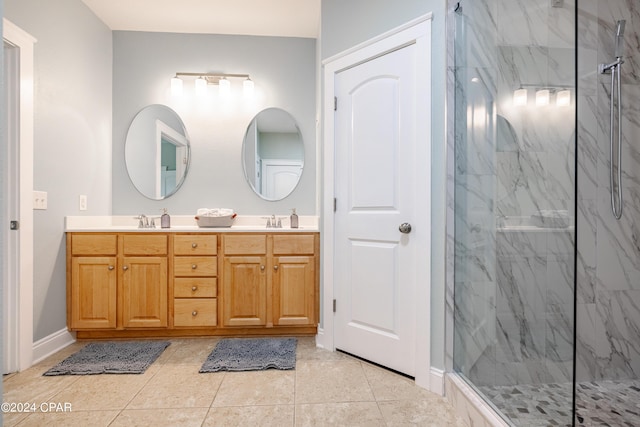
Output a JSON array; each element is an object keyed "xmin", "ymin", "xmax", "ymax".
[
  {"xmin": 452, "ymin": 0, "xmax": 577, "ymax": 387},
  {"xmin": 576, "ymin": 0, "xmax": 640, "ymax": 382}
]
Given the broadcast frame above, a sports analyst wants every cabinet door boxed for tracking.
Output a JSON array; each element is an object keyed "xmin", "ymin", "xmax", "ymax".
[
  {"xmin": 273, "ymin": 256, "xmax": 316, "ymax": 326},
  {"xmin": 71, "ymin": 257, "xmax": 117, "ymax": 329},
  {"xmin": 222, "ymin": 256, "xmax": 267, "ymax": 326},
  {"xmin": 122, "ymin": 257, "xmax": 168, "ymax": 328}
]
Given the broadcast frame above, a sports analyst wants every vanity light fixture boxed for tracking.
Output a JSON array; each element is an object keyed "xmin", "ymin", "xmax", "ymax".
[
  {"xmin": 513, "ymin": 88, "xmax": 528, "ymax": 106},
  {"xmin": 243, "ymin": 77, "xmax": 255, "ymax": 96},
  {"xmin": 170, "ymin": 72, "xmax": 253, "ymax": 97},
  {"xmin": 171, "ymin": 75, "xmax": 183, "ymax": 96},
  {"xmin": 195, "ymin": 76, "xmax": 207, "ymax": 96},
  {"xmin": 536, "ymin": 89, "xmax": 550, "ymax": 106},
  {"xmin": 556, "ymin": 89, "xmax": 571, "ymax": 107}
]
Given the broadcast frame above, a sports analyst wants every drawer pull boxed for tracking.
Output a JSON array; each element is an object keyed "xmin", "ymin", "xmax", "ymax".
[
  {"xmin": 192, "ymin": 310, "xmax": 198, "ymax": 317},
  {"xmin": 274, "ymin": 265, "xmax": 279, "ymax": 271},
  {"xmin": 108, "ymin": 265, "xmax": 114, "ymax": 271},
  {"xmin": 191, "ymin": 264, "xmax": 197, "ymax": 270},
  {"xmin": 192, "ymin": 286, "xmax": 198, "ymax": 291},
  {"xmin": 123, "ymin": 265, "xmax": 129, "ymax": 271},
  {"xmin": 260, "ymin": 265, "xmax": 265, "ymax": 271},
  {"xmin": 192, "ymin": 243, "xmax": 198, "ymax": 248}
]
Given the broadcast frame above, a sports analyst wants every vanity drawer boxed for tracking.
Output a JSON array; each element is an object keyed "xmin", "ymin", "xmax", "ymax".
[
  {"xmin": 174, "ymin": 277, "xmax": 217, "ymax": 298},
  {"xmin": 174, "ymin": 299, "xmax": 217, "ymax": 327},
  {"xmin": 223, "ymin": 235, "xmax": 266, "ymax": 255},
  {"xmin": 71, "ymin": 234, "xmax": 117, "ymax": 255},
  {"xmin": 123, "ymin": 234, "xmax": 168, "ymax": 255},
  {"xmin": 174, "ymin": 256, "xmax": 217, "ymax": 277},
  {"xmin": 174, "ymin": 235, "xmax": 217, "ymax": 256},
  {"xmin": 273, "ymin": 235, "xmax": 315, "ymax": 255}
]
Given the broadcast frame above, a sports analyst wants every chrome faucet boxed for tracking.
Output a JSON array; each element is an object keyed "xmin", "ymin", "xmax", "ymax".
[{"xmin": 136, "ymin": 214, "xmax": 152, "ymax": 228}]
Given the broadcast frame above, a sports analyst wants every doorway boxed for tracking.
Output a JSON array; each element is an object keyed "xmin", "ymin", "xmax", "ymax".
[
  {"xmin": 2, "ymin": 19, "xmax": 36, "ymax": 373},
  {"xmin": 322, "ymin": 15, "xmax": 433, "ymax": 388}
]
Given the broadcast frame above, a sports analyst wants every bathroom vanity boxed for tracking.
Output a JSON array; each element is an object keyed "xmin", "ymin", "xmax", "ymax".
[{"xmin": 65, "ymin": 216, "xmax": 319, "ymax": 339}]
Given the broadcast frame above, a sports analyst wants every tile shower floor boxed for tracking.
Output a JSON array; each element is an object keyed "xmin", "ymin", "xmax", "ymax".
[
  {"xmin": 3, "ymin": 337, "xmax": 466, "ymax": 426},
  {"xmin": 480, "ymin": 379, "xmax": 640, "ymax": 426}
]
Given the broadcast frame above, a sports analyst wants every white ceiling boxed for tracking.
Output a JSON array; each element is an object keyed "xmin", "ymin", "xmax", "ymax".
[{"xmin": 81, "ymin": 0, "xmax": 321, "ymax": 38}]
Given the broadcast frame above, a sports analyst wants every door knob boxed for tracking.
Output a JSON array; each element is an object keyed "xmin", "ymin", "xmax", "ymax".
[{"xmin": 399, "ymin": 223, "xmax": 412, "ymax": 234}]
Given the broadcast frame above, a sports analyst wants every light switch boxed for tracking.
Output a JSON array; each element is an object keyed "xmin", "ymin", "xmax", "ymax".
[
  {"xmin": 79, "ymin": 195, "xmax": 87, "ymax": 211},
  {"xmin": 33, "ymin": 191, "xmax": 47, "ymax": 210}
]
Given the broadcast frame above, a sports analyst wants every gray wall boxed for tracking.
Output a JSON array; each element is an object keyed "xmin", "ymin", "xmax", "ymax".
[
  {"xmin": 321, "ymin": 0, "xmax": 448, "ymax": 370},
  {"xmin": 4, "ymin": 0, "xmax": 113, "ymax": 341},
  {"xmin": 112, "ymin": 31, "xmax": 316, "ymax": 216}
]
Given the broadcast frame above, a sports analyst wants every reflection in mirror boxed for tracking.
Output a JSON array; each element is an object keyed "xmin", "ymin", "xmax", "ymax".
[
  {"xmin": 242, "ymin": 108, "xmax": 304, "ymax": 201},
  {"xmin": 125, "ymin": 105, "xmax": 190, "ymax": 200}
]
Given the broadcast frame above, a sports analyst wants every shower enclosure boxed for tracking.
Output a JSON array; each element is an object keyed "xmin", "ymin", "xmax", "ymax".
[{"xmin": 448, "ymin": 0, "xmax": 640, "ymax": 425}]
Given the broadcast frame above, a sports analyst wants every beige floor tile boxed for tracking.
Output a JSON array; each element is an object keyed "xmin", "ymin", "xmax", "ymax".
[
  {"xmin": 362, "ymin": 363, "xmax": 442, "ymax": 402},
  {"xmin": 127, "ymin": 364, "xmax": 223, "ymax": 409},
  {"xmin": 3, "ymin": 368, "xmax": 81, "ymax": 408},
  {"xmin": 296, "ymin": 339, "xmax": 351, "ymax": 362},
  {"xmin": 295, "ymin": 402, "xmax": 386, "ymax": 426},
  {"xmin": 212, "ymin": 370, "xmax": 295, "ymax": 406},
  {"xmin": 110, "ymin": 408, "xmax": 209, "ymax": 427},
  {"xmin": 161, "ymin": 338, "xmax": 220, "ymax": 365},
  {"xmin": 49, "ymin": 372, "xmax": 154, "ymax": 410},
  {"xmin": 378, "ymin": 399, "xmax": 468, "ymax": 426},
  {"xmin": 10, "ymin": 409, "xmax": 119, "ymax": 427},
  {"xmin": 295, "ymin": 359, "xmax": 374, "ymax": 404},
  {"xmin": 203, "ymin": 405, "xmax": 295, "ymax": 426}
]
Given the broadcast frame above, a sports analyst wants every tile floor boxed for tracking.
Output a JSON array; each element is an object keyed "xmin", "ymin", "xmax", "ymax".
[{"xmin": 3, "ymin": 337, "xmax": 467, "ymax": 426}]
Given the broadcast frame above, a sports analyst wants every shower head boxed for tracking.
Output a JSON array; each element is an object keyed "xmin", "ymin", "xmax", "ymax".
[{"xmin": 615, "ymin": 20, "xmax": 626, "ymax": 58}]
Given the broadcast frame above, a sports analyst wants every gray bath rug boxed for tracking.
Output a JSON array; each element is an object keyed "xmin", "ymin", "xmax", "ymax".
[
  {"xmin": 43, "ymin": 340, "xmax": 170, "ymax": 376},
  {"xmin": 200, "ymin": 338, "xmax": 297, "ymax": 372}
]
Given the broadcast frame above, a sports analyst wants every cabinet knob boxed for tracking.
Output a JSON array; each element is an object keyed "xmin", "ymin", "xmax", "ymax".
[
  {"xmin": 191, "ymin": 264, "xmax": 197, "ymax": 270},
  {"xmin": 192, "ymin": 286, "xmax": 198, "ymax": 291},
  {"xmin": 192, "ymin": 310, "xmax": 198, "ymax": 317},
  {"xmin": 108, "ymin": 265, "xmax": 114, "ymax": 271},
  {"xmin": 274, "ymin": 265, "xmax": 279, "ymax": 271},
  {"xmin": 123, "ymin": 265, "xmax": 129, "ymax": 271},
  {"xmin": 192, "ymin": 243, "xmax": 198, "ymax": 248},
  {"xmin": 260, "ymin": 265, "xmax": 265, "ymax": 271}
]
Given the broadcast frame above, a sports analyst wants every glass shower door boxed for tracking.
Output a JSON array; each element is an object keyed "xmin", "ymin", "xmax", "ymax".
[{"xmin": 451, "ymin": 1, "xmax": 576, "ymax": 425}]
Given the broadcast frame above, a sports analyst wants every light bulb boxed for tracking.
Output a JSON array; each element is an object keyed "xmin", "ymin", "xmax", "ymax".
[
  {"xmin": 243, "ymin": 78, "xmax": 254, "ymax": 97},
  {"xmin": 513, "ymin": 88, "xmax": 527, "ymax": 106},
  {"xmin": 557, "ymin": 90, "xmax": 571, "ymax": 107},
  {"xmin": 195, "ymin": 77, "xmax": 207, "ymax": 96},
  {"xmin": 171, "ymin": 76, "xmax": 183, "ymax": 96},
  {"xmin": 219, "ymin": 77, "xmax": 231, "ymax": 96},
  {"xmin": 536, "ymin": 89, "xmax": 550, "ymax": 106}
]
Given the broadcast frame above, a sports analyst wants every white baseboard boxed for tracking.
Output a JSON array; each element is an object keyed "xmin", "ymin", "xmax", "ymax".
[
  {"xmin": 315, "ymin": 327, "xmax": 327, "ymax": 349},
  {"xmin": 32, "ymin": 328, "xmax": 76, "ymax": 365},
  {"xmin": 429, "ymin": 367, "xmax": 445, "ymax": 395}
]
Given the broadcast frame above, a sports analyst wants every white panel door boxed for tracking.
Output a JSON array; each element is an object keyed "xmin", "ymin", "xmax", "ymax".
[{"xmin": 334, "ymin": 42, "xmax": 422, "ymax": 376}]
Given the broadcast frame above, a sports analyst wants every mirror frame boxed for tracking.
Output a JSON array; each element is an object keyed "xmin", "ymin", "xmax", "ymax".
[
  {"xmin": 125, "ymin": 104, "xmax": 191, "ymax": 200},
  {"xmin": 241, "ymin": 107, "xmax": 304, "ymax": 201}
]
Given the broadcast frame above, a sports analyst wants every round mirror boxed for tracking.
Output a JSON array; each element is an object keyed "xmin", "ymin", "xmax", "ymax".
[
  {"xmin": 125, "ymin": 104, "xmax": 191, "ymax": 200},
  {"xmin": 242, "ymin": 108, "xmax": 304, "ymax": 201}
]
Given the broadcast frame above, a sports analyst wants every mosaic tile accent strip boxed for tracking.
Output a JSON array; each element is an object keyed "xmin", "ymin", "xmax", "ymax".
[{"xmin": 479, "ymin": 379, "xmax": 640, "ymax": 426}]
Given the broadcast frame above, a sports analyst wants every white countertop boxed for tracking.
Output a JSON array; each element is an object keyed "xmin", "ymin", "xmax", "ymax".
[{"xmin": 65, "ymin": 215, "xmax": 319, "ymax": 232}]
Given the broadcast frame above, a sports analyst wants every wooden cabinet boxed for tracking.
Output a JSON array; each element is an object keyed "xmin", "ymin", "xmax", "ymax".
[
  {"xmin": 222, "ymin": 234, "xmax": 318, "ymax": 328},
  {"xmin": 68, "ymin": 233, "xmax": 168, "ymax": 330},
  {"xmin": 67, "ymin": 230, "xmax": 318, "ymax": 338},
  {"xmin": 172, "ymin": 234, "xmax": 218, "ymax": 328}
]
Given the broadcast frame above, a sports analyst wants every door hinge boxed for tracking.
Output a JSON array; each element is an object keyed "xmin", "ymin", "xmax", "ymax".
[
  {"xmin": 334, "ymin": 198, "xmax": 337, "ymax": 212},
  {"xmin": 333, "ymin": 299, "xmax": 337, "ymax": 313},
  {"xmin": 10, "ymin": 220, "xmax": 19, "ymax": 230},
  {"xmin": 334, "ymin": 96, "xmax": 337, "ymax": 111}
]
